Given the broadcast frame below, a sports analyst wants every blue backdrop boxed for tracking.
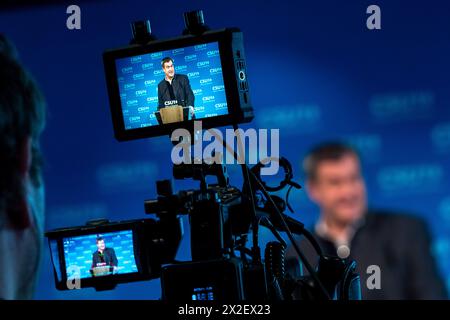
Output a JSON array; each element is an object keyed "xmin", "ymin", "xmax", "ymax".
[{"xmin": 0, "ymin": 0, "xmax": 449, "ymax": 299}]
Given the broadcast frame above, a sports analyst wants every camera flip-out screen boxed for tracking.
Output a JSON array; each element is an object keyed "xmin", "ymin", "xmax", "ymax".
[
  {"xmin": 103, "ymin": 28, "xmax": 253, "ymax": 141},
  {"xmin": 46, "ymin": 220, "xmax": 154, "ymax": 290},
  {"xmin": 62, "ymin": 230, "xmax": 138, "ymax": 280}
]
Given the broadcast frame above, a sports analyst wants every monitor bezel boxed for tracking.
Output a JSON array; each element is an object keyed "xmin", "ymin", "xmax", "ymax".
[
  {"xmin": 46, "ymin": 220, "xmax": 152, "ymax": 290},
  {"xmin": 103, "ymin": 28, "xmax": 249, "ymax": 141}
]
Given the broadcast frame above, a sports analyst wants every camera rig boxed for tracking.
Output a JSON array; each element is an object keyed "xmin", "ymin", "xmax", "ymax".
[{"xmin": 45, "ymin": 10, "xmax": 361, "ymax": 301}]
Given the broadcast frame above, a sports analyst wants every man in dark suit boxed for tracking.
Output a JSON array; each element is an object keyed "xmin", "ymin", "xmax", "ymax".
[
  {"xmin": 91, "ymin": 237, "xmax": 118, "ymax": 276},
  {"xmin": 287, "ymin": 142, "xmax": 447, "ymax": 299},
  {"xmin": 157, "ymin": 57, "xmax": 195, "ymax": 119}
]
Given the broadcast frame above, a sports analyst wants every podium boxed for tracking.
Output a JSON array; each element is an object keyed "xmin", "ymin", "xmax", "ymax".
[
  {"xmin": 155, "ymin": 105, "xmax": 190, "ymax": 125},
  {"xmin": 91, "ymin": 266, "xmax": 112, "ymax": 277}
]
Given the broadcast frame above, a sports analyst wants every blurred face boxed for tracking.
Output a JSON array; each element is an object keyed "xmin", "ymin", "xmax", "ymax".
[
  {"xmin": 0, "ymin": 140, "xmax": 45, "ymax": 300},
  {"xmin": 162, "ymin": 60, "xmax": 175, "ymax": 79},
  {"xmin": 97, "ymin": 240, "xmax": 105, "ymax": 251},
  {"xmin": 307, "ymin": 154, "xmax": 367, "ymax": 225},
  {"xmin": 26, "ymin": 171, "xmax": 45, "ymax": 296}
]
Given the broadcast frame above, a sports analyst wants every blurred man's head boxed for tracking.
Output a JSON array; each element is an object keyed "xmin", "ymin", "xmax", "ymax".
[
  {"xmin": 96, "ymin": 237, "xmax": 105, "ymax": 251},
  {"xmin": 161, "ymin": 57, "xmax": 175, "ymax": 80},
  {"xmin": 0, "ymin": 35, "xmax": 46, "ymax": 299},
  {"xmin": 303, "ymin": 142, "xmax": 367, "ymax": 226}
]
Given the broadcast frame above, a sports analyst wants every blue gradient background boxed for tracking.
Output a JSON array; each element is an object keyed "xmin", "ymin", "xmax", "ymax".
[{"xmin": 0, "ymin": 0, "xmax": 449, "ymax": 299}]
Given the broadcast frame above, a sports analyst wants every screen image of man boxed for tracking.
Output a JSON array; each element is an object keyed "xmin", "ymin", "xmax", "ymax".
[
  {"xmin": 157, "ymin": 57, "xmax": 195, "ymax": 120},
  {"xmin": 286, "ymin": 142, "xmax": 447, "ymax": 299},
  {"xmin": 90, "ymin": 237, "xmax": 118, "ymax": 276}
]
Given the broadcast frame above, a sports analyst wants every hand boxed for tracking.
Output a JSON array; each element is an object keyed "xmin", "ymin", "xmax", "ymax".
[{"xmin": 189, "ymin": 106, "xmax": 195, "ymax": 116}]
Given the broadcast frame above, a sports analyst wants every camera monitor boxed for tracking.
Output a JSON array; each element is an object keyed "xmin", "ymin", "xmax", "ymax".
[
  {"xmin": 63, "ymin": 230, "xmax": 137, "ymax": 279},
  {"xmin": 46, "ymin": 220, "xmax": 155, "ymax": 290},
  {"xmin": 103, "ymin": 28, "xmax": 253, "ymax": 141}
]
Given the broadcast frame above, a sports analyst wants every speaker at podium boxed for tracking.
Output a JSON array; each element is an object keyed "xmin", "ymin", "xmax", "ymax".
[{"xmin": 155, "ymin": 105, "xmax": 191, "ymax": 125}]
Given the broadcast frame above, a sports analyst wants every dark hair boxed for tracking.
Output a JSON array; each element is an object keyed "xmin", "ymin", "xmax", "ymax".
[
  {"xmin": 161, "ymin": 57, "xmax": 173, "ymax": 68},
  {"xmin": 303, "ymin": 142, "xmax": 360, "ymax": 181},
  {"xmin": 0, "ymin": 34, "xmax": 46, "ymax": 216},
  {"xmin": 96, "ymin": 237, "xmax": 104, "ymax": 243}
]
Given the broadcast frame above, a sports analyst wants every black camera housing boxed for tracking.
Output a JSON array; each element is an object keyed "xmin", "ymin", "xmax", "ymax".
[
  {"xmin": 103, "ymin": 28, "xmax": 253, "ymax": 141},
  {"xmin": 45, "ymin": 218, "xmax": 182, "ymax": 290}
]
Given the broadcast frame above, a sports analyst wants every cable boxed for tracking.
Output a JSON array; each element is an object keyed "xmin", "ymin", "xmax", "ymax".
[
  {"xmin": 286, "ymin": 184, "xmax": 294, "ymax": 213},
  {"xmin": 233, "ymin": 123, "xmax": 261, "ymax": 263},
  {"xmin": 247, "ymin": 169, "xmax": 330, "ymax": 299},
  {"xmin": 301, "ymin": 227, "xmax": 323, "ymax": 257},
  {"xmin": 207, "ymin": 126, "xmax": 331, "ymax": 299},
  {"xmin": 259, "ymin": 216, "xmax": 287, "ymax": 248}
]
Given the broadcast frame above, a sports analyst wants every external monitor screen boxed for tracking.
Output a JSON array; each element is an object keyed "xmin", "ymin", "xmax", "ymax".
[
  {"xmin": 62, "ymin": 230, "xmax": 138, "ymax": 279},
  {"xmin": 114, "ymin": 41, "xmax": 228, "ymax": 130}
]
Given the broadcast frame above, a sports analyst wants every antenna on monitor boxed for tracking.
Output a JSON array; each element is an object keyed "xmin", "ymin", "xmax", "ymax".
[
  {"xmin": 182, "ymin": 10, "xmax": 210, "ymax": 36},
  {"xmin": 130, "ymin": 20, "xmax": 157, "ymax": 45}
]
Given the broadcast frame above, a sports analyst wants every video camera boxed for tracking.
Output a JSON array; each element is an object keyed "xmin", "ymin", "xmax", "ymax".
[{"xmin": 45, "ymin": 10, "xmax": 361, "ymax": 301}]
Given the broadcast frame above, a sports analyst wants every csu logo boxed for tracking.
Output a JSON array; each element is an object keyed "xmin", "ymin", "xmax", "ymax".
[
  {"xmin": 207, "ymin": 50, "xmax": 219, "ymax": 57},
  {"xmin": 200, "ymin": 78, "xmax": 213, "ymax": 85},
  {"xmin": 202, "ymin": 95, "xmax": 215, "ymax": 102},
  {"xmin": 195, "ymin": 44, "xmax": 207, "ymax": 51},
  {"xmin": 142, "ymin": 63, "xmax": 154, "ymax": 70},
  {"xmin": 210, "ymin": 67, "xmax": 222, "ymax": 75},
  {"xmin": 135, "ymin": 90, "xmax": 147, "ymax": 97},
  {"xmin": 138, "ymin": 106, "xmax": 150, "ymax": 112},
  {"xmin": 147, "ymin": 96, "xmax": 158, "ymax": 103},
  {"xmin": 175, "ymin": 65, "xmax": 187, "ymax": 72},
  {"xmin": 153, "ymin": 69, "xmax": 164, "ymax": 76},
  {"xmin": 193, "ymin": 89, "xmax": 203, "ymax": 95},
  {"xmin": 215, "ymin": 103, "xmax": 227, "ymax": 109},
  {"xmin": 124, "ymin": 83, "xmax": 135, "ymax": 90},
  {"xmin": 197, "ymin": 61, "xmax": 210, "ymax": 68},
  {"xmin": 150, "ymin": 52, "xmax": 163, "ymax": 59},
  {"xmin": 144, "ymin": 79, "xmax": 156, "ymax": 86},
  {"xmin": 127, "ymin": 100, "xmax": 138, "ymax": 106},
  {"xmin": 133, "ymin": 73, "xmax": 144, "ymax": 80},
  {"xmin": 431, "ymin": 122, "xmax": 450, "ymax": 153},
  {"xmin": 377, "ymin": 164, "xmax": 443, "ymax": 194},
  {"xmin": 130, "ymin": 56, "xmax": 142, "ymax": 63},
  {"xmin": 188, "ymin": 71, "xmax": 200, "ymax": 78},
  {"xmin": 184, "ymin": 54, "xmax": 197, "ymax": 62},
  {"xmin": 369, "ymin": 91, "xmax": 435, "ymax": 122},
  {"xmin": 257, "ymin": 104, "xmax": 321, "ymax": 134},
  {"xmin": 172, "ymin": 48, "xmax": 184, "ymax": 55},
  {"xmin": 212, "ymin": 85, "xmax": 224, "ymax": 92},
  {"xmin": 129, "ymin": 116, "xmax": 141, "ymax": 122},
  {"xmin": 121, "ymin": 67, "xmax": 133, "ymax": 74}
]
